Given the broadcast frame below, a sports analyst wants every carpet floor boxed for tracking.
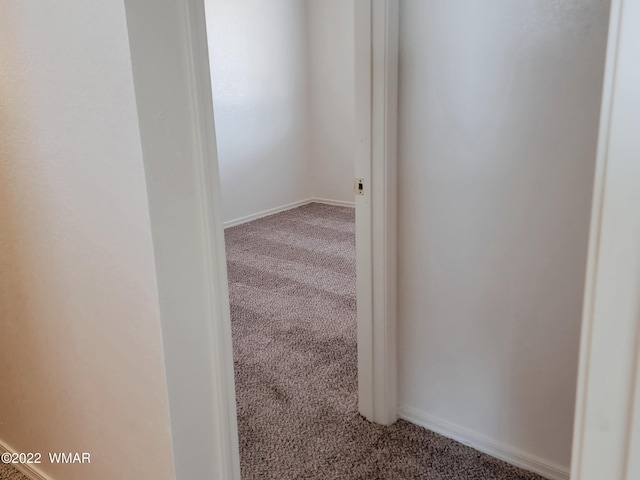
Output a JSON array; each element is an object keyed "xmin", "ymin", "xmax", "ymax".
[
  {"xmin": 0, "ymin": 464, "xmax": 29, "ymax": 480},
  {"xmin": 226, "ymin": 203, "xmax": 547, "ymax": 480}
]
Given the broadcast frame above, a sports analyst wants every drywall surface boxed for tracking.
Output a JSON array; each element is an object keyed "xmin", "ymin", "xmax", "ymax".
[
  {"xmin": 0, "ymin": 2, "xmax": 174, "ymax": 480},
  {"xmin": 397, "ymin": 0, "xmax": 609, "ymax": 471},
  {"xmin": 307, "ymin": 0, "xmax": 356, "ymax": 204},
  {"xmin": 205, "ymin": 0, "xmax": 311, "ymax": 223}
]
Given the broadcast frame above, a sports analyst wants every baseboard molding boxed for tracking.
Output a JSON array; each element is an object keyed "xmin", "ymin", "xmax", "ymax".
[
  {"xmin": 398, "ymin": 405, "xmax": 570, "ymax": 480},
  {"xmin": 224, "ymin": 197, "xmax": 355, "ymax": 228},
  {"xmin": 0, "ymin": 439, "xmax": 54, "ymax": 480},
  {"xmin": 223, "ymin": 199, "xmax": 312, "ymax": 228},
  {"xmin": 310, "ymin": 197, "xmax": 355, "ymax": 208}
]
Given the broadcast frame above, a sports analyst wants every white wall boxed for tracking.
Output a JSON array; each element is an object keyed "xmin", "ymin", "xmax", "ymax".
[
  {"xmin": 206, "ymin": 0, "xmax": 356, "ymax": 223},
  {"xmin": 205, "ymin": 0, "xmax": 311, "ymax": 223},
  {"xmin": 397, "ymin": 0, "xmax": 610, "ymax": 474},
  {"xmin": 307, "ymin": 0, "xmax": 356, "ymax": 204},
  {"xmin": 0, "ymin": 2, "xmax": 174, "ymax": 480}
]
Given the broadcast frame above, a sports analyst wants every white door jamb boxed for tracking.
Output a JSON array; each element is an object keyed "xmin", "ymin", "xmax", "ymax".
[
  {"xmin": 125, "ymin": 1, "xmax": 240, "ymax": 479},
  {"xmin": 354, "ymin": 0, "xmax": 400, "ymax": 425},
  {"xmin": 570, "ymin": 0, "xmax": 640, "ymax": 478}
]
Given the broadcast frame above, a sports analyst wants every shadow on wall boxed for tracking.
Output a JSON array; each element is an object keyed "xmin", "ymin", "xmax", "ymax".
[
  {"xmin": 0, "ymin": 15, "xmax": 61, "ymax": 459},
  {"xmin": 205, "ymin": 0, "xmax": 310, "ymax": 223},
  {"xmin": 0, "ymin": 4, "xmax": 175, "ymax": 479},
  {"xmin": 397, "ymin": 0, "xmax": 610, "ymax": 472}
]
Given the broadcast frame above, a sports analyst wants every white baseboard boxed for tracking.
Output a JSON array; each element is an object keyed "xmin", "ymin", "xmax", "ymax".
[
  {"xmin": 223, "ymin": 199, "xmax": 312, "ymax": 228},
  {"xmin": 0, "ymin": 439, "xmax": 54, "ymax": 480},
  {"xmin": 398, "ymin": 405, "xmax": 570, "ymax": 480},
  {"xmin": 224, "ymin": 197, "xmax": 355, "ymax": 228},
  {"xmin": 310, "ymin": 197, "xmax": 355, "ymax": 208}
]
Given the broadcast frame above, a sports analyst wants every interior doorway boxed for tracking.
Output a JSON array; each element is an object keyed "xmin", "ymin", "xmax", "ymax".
[
  {"xmin": 202, "ymin": 0, "xmax": 398, "ymax": 428},
  {"xmin": 122, "ymin": 0, "xmax": 639, "ymax": 478},
  {"xmin": 201, "ymin": 0, "xmax": 398, "ymax": 476}
]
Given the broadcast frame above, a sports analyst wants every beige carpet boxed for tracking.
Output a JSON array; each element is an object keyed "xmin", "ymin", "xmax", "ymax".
[
  {"xmin": 226, "ymin": 203, "xmax": 547, "ymax": 480},
  {"xmin": 0, "ymin": 463, "xmax": 29, "ymax": 480}
]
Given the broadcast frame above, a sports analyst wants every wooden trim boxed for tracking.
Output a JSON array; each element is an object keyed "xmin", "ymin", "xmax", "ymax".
[
  {"xmin": 399, "ymin": 406, "xmax": 570, "ymax": 480},
  {"xmin": 570, "ymin": 0, "xmax": 640, "ymax": 478},
  {"xmin": 355, "ymin": 0, "xmax": 399, "ymax": 425}
]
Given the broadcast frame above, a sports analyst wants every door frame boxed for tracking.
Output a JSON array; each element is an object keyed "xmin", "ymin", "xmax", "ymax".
[
  {"xmin": 354, "ymin": 0, "xmax": 400, "ymax": 425},
  {"xmin": 128, "ymin": 0, "xmax": 640, "ymax": 478},
  {"xmin": 124, "ymin": 1, "xmax": 241, "ymax": 478},
  {"xmin": 569, "ymin": 0, "xmax": 640, "ymax": 478},
  {"xmin": 126, "ymin": 0, "xmax": 400, "ymax": 478}
]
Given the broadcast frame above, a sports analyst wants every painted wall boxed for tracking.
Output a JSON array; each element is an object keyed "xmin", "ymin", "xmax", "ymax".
[
  {"xmin": 307, "ymin": 0, "xmax": 356, "ymax": 204},
  {"xmin": 397, "ymin": 0, "xmax": 610, "ymax": 473},
  {"xmin": 205, "ymin": 0, "xmax": 311, "ymax": 223},
  {"xmin": 0, "ymin": 2, "xmax": 174, "ymax": 480}
]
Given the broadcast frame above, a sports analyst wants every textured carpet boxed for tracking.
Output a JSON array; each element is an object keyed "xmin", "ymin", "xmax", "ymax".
[
  {"xmin": 226, "ymin": 203, "xmax": 547, "ymax": 480},
  {"xmin": 0, "ymin": 463, "xmax": 29, "ymax": 480}
]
